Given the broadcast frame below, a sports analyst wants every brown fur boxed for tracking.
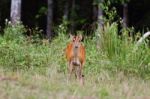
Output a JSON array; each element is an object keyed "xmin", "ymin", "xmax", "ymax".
[{"xmin": 65, "ymin": 34, "xmax": 85, "ymax": 85}]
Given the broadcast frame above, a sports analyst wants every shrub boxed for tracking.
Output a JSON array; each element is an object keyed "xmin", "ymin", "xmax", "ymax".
[{"xmin": 0, "ymin": 21, "xmax": 51, "ymax": 70}]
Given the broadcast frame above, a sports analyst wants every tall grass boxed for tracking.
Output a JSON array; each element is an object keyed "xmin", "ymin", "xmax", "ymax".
[{"xmin": 96, "ymin": 22, "xmax": 150, "ymax": 78}]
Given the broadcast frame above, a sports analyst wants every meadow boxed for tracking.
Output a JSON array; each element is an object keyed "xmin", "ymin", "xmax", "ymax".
[{"xmin": 0, "ymin": 21, "xmax": 150, "ymax": 99}]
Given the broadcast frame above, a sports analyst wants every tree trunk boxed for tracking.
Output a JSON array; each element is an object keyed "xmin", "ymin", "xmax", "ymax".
[
  {"xmin": 93, "ymin": 5, "xmax": 97, "ymax": 22},
  {"xmin": 63, "ymin": 0, "xmax": 69, "ymax": 20},
  {"xmin": 10, "ymin": 0, "xmax": 22, "ymax": 25},
  {"xmin": 96, "ymin": 0, "xmax": 103, "ymax": 49},
  {"xmin": 97, "ymin": 0, "xmax": 103, "ymax": 28},
  {"xmin": 47, "ymin": 0, "xmax": 53, "ymax": 40},
  {"xmin": 123, "ymin": 3, "xmax": 128, "ymax": 28},
  {"xmin": 70, "ymin": 0, "xmax": 75, "ymax": 33}
]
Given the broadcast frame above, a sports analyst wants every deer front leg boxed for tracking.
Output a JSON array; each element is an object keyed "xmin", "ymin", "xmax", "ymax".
[
  {"xmin": 68, "ymin": 62, "xmax": 73, "ymax": 80},
  {"xmin": 76, "ymin": 64, "xmax": 84, "ymax": 85}
]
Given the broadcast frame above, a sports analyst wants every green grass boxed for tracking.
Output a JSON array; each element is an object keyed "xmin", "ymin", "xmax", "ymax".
[
  {"xmin": 0, "ymin": 68, "xmax": 150, "ymax": 99},
  {"xmin": 0, "ymin": 22, "xmax": 150, "ymax": 98},
  {"xmin": 96, "ymin": 22, "xmax": 150, "ymax": 78}
]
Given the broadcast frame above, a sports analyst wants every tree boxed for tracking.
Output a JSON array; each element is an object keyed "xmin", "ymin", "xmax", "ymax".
[
  {"xmin": 47, "ymin": 0, "xmax": 53, "ymax": 40},
  {"xmin": 63, "ymin": 0, "xmax": 69, "ymax": 20},
  {"xmin": 93, "ymin": 0, "xmax": 104, "ymax": 28},
  {"xmin": 122, "ymin": 1, "xmax": 129, "ymax": 28},
  {"xmin": 97, "ymin": 0, "xmax": 104, "ymax": 28},
  {"xmin": 10, "ymin": 0, "xmax": 22, "ymax": 24},
  {"xmin": 70, "ymin": 0, "xmax": 76, "ymax": 33}
]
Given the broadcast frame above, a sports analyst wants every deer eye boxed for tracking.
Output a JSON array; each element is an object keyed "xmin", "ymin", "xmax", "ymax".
[
  {"xmin": 72, "ymin": 37, "xmax": 76, "ymax": 42},
  {"xmin": 77, "ymin": 37, "xmax": 81, "ymax": 42}
]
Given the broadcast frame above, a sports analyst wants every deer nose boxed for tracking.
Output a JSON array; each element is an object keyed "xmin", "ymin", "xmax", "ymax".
[{"xmin": 75, "ymin": 46, "xmax": 78, "ymax": 48}]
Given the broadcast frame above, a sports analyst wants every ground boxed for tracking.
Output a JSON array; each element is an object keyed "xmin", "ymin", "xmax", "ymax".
[{"xmin": 0, "ymin": 67, "xmax": 150, "ymax": 99}]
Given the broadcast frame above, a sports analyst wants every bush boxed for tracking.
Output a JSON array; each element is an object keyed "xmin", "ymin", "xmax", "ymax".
[
  {"xmin": 3, "ymin": 21, "xmax": 26, "ymax": 43},
  {"xmin": 0, "ymin": 21, "xmax": 51, "ymax": 70}
]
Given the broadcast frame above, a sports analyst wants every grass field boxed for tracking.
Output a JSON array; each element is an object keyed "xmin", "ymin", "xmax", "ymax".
[
  {"xmin": 0, "ymin": 22, "xmax": 150, "ymax": 99},
  {"xmin": 0, "ymin": 67, "xmax": 150, "ymax": 99}
]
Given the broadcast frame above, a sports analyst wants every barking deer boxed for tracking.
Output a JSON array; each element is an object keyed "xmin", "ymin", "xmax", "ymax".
[{"xmin": 65, "ymin": 34, "xmax": 85, "ymax": 85}]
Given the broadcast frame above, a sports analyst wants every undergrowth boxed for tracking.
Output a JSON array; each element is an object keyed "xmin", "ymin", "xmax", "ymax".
[
  {"xmin": 96, "ymin": 22, "xmax": 150, "ymax": 78},
  {"xmin": 0, "ymin": 20, "xmax": 150, "ymax": 79}
]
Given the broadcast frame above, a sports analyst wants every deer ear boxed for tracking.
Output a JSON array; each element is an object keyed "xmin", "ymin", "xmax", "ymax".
[
  {"xmin": 78, "ymin": 34, "xmax": 83, "ymax": 41},
  {"xmin": 69, "ymin": 33, "xmax": 74, "ymax": 40}
]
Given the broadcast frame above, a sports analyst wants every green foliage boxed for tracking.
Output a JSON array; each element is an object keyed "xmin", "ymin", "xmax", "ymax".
[
  {"xmin": 3, "ymin": 20, "xmax": 26, "ymax": 43},
  {"xmin": 0, "ymin": 19, "xmax": 150, "ymax": 79},
  {"xmin": 27, "ymin": 27, "xmax": 44, "ymax": 43},
  {"xmin": 35, "ymin": 6, "xmax": 47, "ymax": 19},
  {"xmin": 100, "ymin": 0, "xmax": 118, "ymax": 23},
  {"xmin": 96, "ymin": 22, "xmax": 150, "ymax": 78},
  {"xmin": 94, "ymin": 0, "xmax": 150, "ymax": 78},
  {"xmin": 0, "ymin": 22, "xmax": 51, "ymax": 70},
  {"xmin": 55, "ymin": 19, "xmax": 69, "ymax": 35}
]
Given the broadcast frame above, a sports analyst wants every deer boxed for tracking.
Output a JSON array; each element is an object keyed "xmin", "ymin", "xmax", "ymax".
[{"xmin": 65, "ymin": 34, "xmax": 85, "ymax": 85}]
